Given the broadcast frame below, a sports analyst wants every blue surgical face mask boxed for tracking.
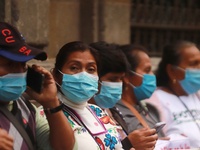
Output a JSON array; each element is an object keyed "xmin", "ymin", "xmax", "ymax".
[
  {"xmin": 130, "ymin": 72, "xmax": 156, "ymax": 101},
  {"xmin": 0, "ymin": 72, "xmax": 27, "ymax": 101},
  {"xmin": 94, "ymin": 81, "xmax": 122, "ymax": 109},
  {"xmin": 59, "ymin": 71, "xmax": 99, "ymax": 104},
  {"xmin": 176, "ymin": 67, "xmax": 200, "ymax": 94}
]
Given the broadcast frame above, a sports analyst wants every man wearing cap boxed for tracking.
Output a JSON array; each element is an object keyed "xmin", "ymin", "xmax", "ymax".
[{"xmin": 0, "ymin": 22, "xmax": 75, "ymax": 150}]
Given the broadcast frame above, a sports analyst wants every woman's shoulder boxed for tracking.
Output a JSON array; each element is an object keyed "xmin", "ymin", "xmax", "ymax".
[
  {"xmin": 145, "ymin": 88, "xmax": 176, "ymax": 114},
  {"xmin": 149, "ymin": 87, "xmax": 175, "ymax": 102}
]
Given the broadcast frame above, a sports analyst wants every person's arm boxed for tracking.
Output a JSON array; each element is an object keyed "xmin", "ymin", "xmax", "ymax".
[
  {"xmin": 26, "ymin": 65, "xmax": 75, "ymax": 150},
  {"xmin": 126, "ymin": 128, "xmax": 157, "ymax": 150},
  {"xmin": 0, "ymin": 128, "xmax": 14, "ymax": 150},
  {"xmin": 45, "ymin": 104, "xmax": 75, "ymax": 150}
]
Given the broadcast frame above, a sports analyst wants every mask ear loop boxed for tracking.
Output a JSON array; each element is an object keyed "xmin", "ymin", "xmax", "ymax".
[
  {"xmin": 93, "ymin": 80, "xmax": 102, "ymax": 97},
  {"xmin": 129, "ymin": 70, "xmax": 143, "ymax": 77},
  {"xmin": 128, "ymin": 70, "xmax": 143, "ymax": 88},
  {"xmin": 98, "ymin": 80, "xmax": 103, "ymax": 85},
  {"xmin": 57, "ymin": 69, "xmax": 64, "ymax": 75},
  {"xmin": 128, "ymin": 82, "xmax": 136, "ymax": 88},
  {"xmin": 173, "ymin": 66, "xmax": 185, "ymax": 72},
  {"xmin": 55, "ymin": 82, "xmax": 61, "ymax": 88},
  {"xmin": 54, "ymin": 69, "xmax": 64, "ymax": 88},
  {"xmin": 172, "ymin": 66, "xmax": 185, "ymax": 83}
]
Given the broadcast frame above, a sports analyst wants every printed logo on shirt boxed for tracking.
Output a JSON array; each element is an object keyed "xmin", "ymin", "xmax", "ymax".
[{"xmin": 173, "ymin": 109, "xmax": 200, "ymax": 124}]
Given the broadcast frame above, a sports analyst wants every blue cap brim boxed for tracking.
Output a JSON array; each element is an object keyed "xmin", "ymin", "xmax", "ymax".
[{"xmin": 0, "ymin": 49, "xmax": 41, "ymax": 62}]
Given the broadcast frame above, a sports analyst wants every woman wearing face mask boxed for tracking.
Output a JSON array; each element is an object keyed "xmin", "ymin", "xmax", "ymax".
[
  {"xmin": 52, "ymin": 41, "xmax": 125, "ymax": 150},
  {"xmin": 114, "ymin": 45, "xmax": 161, "ymax": 133},
  {"xmin": 89, "ymin": 41, "xmax": 158, "ymax": 150},
  {"xmin": 148, "ymin": 40, "xmax": 200, "ymax": 148}
]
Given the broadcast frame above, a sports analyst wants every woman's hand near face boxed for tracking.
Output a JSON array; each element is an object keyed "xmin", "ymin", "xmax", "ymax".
[
  {"xmin": 26, "ymin": 64, "xmax": 76, "ymax": 150},
  {"xmin": 127, "ymin": 128, "xmax": 158, "ymax": 150},
  {"xmin": 26, "ymin": 64, "xmax": 59, "ymax": 108},
  {"xmin": 0, "ymin": 129, "xmax": 13, "ymax": 150}
]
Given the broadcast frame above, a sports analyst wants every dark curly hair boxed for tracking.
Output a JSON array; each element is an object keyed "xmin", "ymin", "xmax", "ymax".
[{"xmin": 90, "ymin": 41, "xmax": 130, "ymax": 77}]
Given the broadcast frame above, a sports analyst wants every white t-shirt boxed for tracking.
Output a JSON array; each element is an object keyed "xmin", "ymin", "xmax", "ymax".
[{"xmin": 147, "ymin": 88, "xmax": 200, "ymax": 148}]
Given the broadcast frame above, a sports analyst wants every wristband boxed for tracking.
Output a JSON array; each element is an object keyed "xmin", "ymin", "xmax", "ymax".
[
  {"xmin": 44, "ymin": 101, "xmax": 63, "ymax": 114},
  {"xmin": 121, "ymin": 137, "xmax": 133, "ymax": 150}
]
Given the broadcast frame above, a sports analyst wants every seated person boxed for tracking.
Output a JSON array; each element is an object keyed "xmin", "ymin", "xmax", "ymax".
[
  {"xmin": 89, "ymin": 41, "xmax": 158, "ymax": 150},
  {"xmin": 115, "ymin": 44, "xmax": 162, "ymax": 135},
  {"xmin": 0, "ymin": 22, "xmax": 75, "ymax": 150},
  {"xmin": 52, "ymin": 41, "xmax": 125, "ymax": 150},
  {"xmin": 148, "ymin": 40, "xmax": 200, "ymax": 148}
]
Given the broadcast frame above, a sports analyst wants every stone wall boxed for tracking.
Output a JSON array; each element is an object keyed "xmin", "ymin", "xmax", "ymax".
[
  {"xmin": 4, "ymin": 0, "xmax": 49, "ymax": 49},
  {"xmin": 1, "ymin": 0, "xmax": 132, "ymax": 58}
]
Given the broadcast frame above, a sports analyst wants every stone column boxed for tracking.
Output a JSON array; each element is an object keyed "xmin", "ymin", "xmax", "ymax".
[
  {"xmin": 48, "ymin": 0, "xmax": 80, "ymax": 57},
  {"xmin": 101, "ymin": 0, "xmax": 131, "ymax": 44},
  {"xmin": 80, "ymin": 0, "xmax": 131, "ymax": 45},
  {"xmin": 80, "ymin": 0, "xmax": 100, "ymax": 43}
]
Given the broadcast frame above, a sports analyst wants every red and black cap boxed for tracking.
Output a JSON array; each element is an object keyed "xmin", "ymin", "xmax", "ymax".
[{"xmin": 0, "ymin": 22, "xmax": 47, "ymax": 62}]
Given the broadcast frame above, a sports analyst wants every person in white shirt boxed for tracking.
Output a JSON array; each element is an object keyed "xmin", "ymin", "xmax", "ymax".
[{"xmin": 148, "ymin": 40, "xmax": 200, "ymax": 148}]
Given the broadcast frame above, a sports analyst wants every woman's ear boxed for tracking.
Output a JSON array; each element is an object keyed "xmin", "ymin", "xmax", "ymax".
[
  {"xmin": 122, "ymin": 74, "xmax": 129, "ymax": 85},
  {"xmin": 166, "ymin": 64, "xmax": 184, "ymax": 82},
  {"xmin": 52, "ymin": 68, "xmax": 62, "ymax": 85},
  {"xmin": 51, "ymin": 68, "xmax": 57, "ymax": 79},
  {"xmin": 166, "ymin": 64, "xmax": 175, "ymax": 81},
  {"xmin": 122, "ymin": 76, "xmax": 129, "ymax": 92}
]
